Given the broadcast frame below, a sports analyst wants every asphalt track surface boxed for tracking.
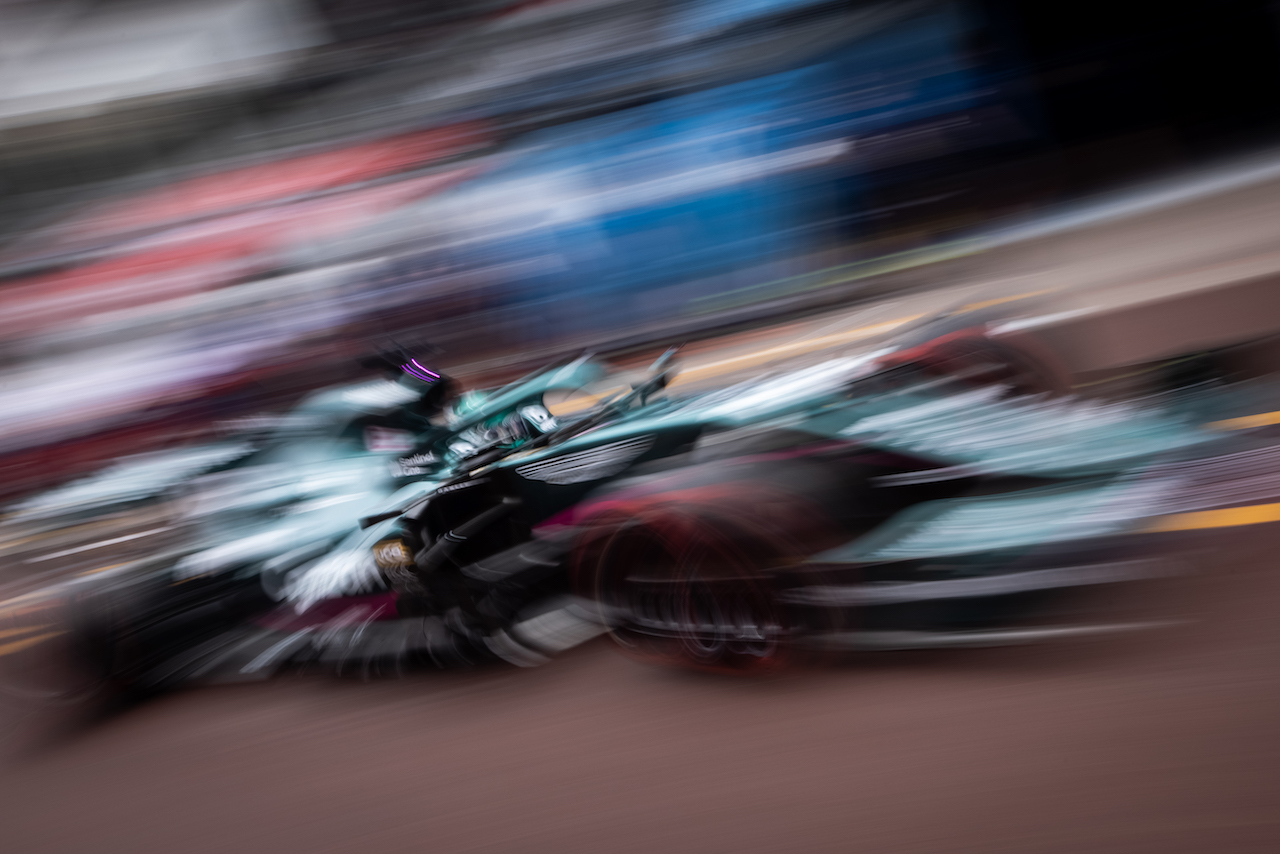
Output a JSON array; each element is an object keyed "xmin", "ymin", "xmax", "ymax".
[
  {"xmin": 0, "ymin": 525, "xmax": 1276, "ymax": 853},
  {"xmin": 6, "ymin": 164, "xmax": 1280, "ymax": 852}
]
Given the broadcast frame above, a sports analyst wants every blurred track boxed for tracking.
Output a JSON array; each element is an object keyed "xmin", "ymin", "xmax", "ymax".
[{"xmin": 0, "ymin": 526, "xmax": 1276, "ymax": 853}]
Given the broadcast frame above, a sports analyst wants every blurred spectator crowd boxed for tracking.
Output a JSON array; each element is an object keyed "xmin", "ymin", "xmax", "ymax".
[{"xmin": 0, "ymin": 0, "xmax": 1278, "ymax": 496}]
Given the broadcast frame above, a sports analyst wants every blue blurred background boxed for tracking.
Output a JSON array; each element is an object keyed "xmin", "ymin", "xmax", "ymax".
[{"xmin": 1, "ymin": 0, "xmax": 1279, "ymax": 497}]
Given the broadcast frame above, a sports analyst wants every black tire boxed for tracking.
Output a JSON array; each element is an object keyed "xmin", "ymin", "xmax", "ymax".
[
  {"xmin": 572, "ymin": 464, "xmax": 855, "ymax": 673},
  {"xmin": 583, "ymin": 508, "xmax": 790, "ymax": 672},
  {"xmin": 0, "ymin": 587, "xmax": 113, "ymax": 715}
]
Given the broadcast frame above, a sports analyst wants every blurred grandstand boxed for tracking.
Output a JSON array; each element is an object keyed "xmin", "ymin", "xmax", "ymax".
[{"xmin": 1, "ymin": 0, "xmax": 1279, "ymax": 499}]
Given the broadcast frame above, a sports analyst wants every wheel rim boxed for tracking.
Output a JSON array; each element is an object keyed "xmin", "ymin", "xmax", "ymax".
[{"xmin": 594, "ymin": 520, "xmax": 787, "ymax": 672}]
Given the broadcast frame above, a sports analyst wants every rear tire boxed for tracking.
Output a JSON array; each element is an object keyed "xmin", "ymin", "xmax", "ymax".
[
  {"xmin": 585, "ymin": 511, "xmax": 789, "ymax": 673},
  {"xmin": 878, "ymin": 307, "xmax": 1071, "ymax": 398},
  {"xmin": 573, "ymin": 476, "xmax": 849, "ymax": 673}
]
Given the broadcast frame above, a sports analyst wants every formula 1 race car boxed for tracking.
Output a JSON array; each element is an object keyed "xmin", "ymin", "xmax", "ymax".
[{"xmin": 0, "ymin": 308, "xmax": 1258, "ymax": 706}]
